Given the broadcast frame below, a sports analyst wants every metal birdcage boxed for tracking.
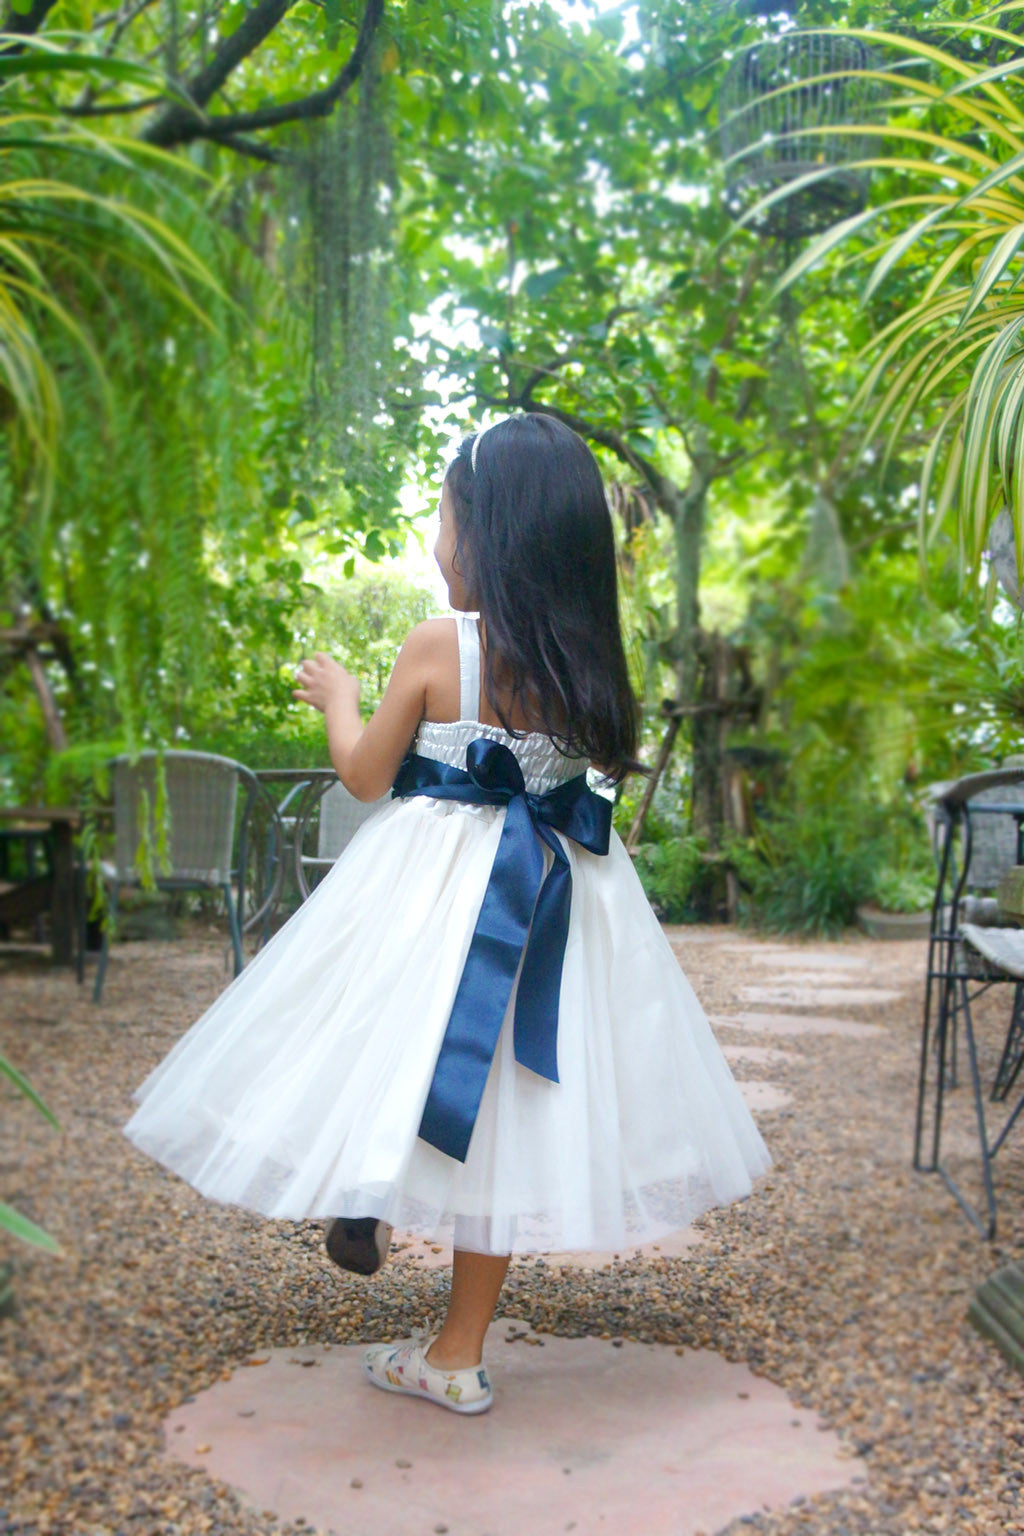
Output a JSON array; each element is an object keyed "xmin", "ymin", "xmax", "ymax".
[{"xmin": 720, "ymin": 32, "xmax": 880, "ymax": 242}]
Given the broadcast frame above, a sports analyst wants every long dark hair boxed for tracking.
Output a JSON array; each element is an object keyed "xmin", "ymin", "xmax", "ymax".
[{"xmin": 445, "ymin": 413, "xmax": 639, "ymax": 780}]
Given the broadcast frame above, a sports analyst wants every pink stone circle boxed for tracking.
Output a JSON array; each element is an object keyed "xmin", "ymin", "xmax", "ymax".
[{"xmin": 164, "ymin": 1327, "xmax": 859, "ymax": 1536}]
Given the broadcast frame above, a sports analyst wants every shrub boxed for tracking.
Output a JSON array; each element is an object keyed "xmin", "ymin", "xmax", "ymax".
[
  {"xmin": 727, "ymin": 805, "xmax": 877, "ymax": 937},
  {"xmin": 634, "ymin": 836, "xmax": 705, "ymax": 923},
  {"xmin": 867, "ymin": 865, "xmax": 935, "ymax": 914}
]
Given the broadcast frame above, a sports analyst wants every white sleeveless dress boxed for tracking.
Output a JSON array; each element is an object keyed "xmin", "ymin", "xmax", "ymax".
[{"xmin": 124, "ymin": 615, "xmax": 770, "ymax": 1254}]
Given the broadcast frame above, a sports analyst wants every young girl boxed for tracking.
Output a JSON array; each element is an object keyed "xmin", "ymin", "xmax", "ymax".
[{"xmin": 125, "ymin": 414, "xmax": 769, "ymax": 1417}]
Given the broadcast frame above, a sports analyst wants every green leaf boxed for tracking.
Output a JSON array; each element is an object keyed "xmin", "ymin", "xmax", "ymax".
[
  {"xmin": 0, "ymin": 1201, "xmax": 61, "ymax": 1253},
  {"xmin": 0, "ymin": 1054, "xmax": 59, "ymax": 1129},
  {"xmin": 479, "ymin": 322, "xmax": 513, "ymax": 354},
  {"xmin": 522, "ymin": 264, "xmax": 571, "ymax": 300}
]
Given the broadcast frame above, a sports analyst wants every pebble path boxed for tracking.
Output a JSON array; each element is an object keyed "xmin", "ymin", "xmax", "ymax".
[{"xmin": 2, "ymin": 926, "xmax": 1024, "ymax": 1536}]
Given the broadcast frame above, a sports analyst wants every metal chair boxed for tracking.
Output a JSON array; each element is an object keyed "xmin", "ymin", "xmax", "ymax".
[
  {"xmin": 293, "ymin": 777, "xmax": 390, "ymax": 899},
  {"xmin": 93, "ymin": 751, "xmax": 283, "ymax": 1001},
  {"xmin": 914, "ymin": 768, "xmax": 1024, "ymax": 1236}
]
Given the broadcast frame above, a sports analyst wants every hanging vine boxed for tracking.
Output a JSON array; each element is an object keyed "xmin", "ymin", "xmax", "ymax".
[{"xmin": 289, "ymin": 42, "xmax": 398, "ymax": 503}]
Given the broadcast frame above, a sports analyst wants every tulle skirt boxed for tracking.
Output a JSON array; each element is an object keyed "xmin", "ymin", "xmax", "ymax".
[{"xmin": 124, "ymin": 796, "xmax": 770, "ymax": 1255}]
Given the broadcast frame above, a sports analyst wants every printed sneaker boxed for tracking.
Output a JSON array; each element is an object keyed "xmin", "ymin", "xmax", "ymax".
[
  {"xmin": 324, "ymin": 1218, "xmax": 392, "ymax": 1276},
  {"xmin": 363, "ymin": 1338, "xmax": 493, "ymax": 1415}
]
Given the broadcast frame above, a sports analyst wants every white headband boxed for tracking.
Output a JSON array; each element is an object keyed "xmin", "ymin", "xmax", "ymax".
[{"xmin": 470, "ymin": 424, "xmax": 490, "ymax": 473}]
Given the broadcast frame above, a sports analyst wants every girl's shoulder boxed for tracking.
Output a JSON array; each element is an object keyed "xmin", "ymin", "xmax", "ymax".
[
  {"xmin": 404, "ymin": 617, "xmax": 463, "ymax": 728},
  {"xmin": 401, "ymin": 616, "xmax": 460, "ymax": 661},
  {"xmin": 392, "ymin": 616, "xmax": 460, "ymax": 687}
]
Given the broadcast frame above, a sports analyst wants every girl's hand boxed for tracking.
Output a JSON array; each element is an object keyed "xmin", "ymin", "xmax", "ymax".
[{"xmin": 293, "ymin": 653, "xmax": 359, "ymax": 715}]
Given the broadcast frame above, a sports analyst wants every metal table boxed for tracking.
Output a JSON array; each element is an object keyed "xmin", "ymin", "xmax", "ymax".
[{"xmin": 0, "ymin": 805, "xmax": 80, "ymax": 966}]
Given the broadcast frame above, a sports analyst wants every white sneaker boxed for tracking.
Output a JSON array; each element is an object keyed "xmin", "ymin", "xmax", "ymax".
[{"xmin": 363, "ymin": 1338, "xmax": 493, "ymax": 1415}]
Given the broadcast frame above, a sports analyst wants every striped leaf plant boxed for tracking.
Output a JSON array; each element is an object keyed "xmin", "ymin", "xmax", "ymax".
[
  {"xmin": 1, "ymin": 1052, "xmax": 60, "ymax": 1252},
  {"xmin": 729, "ymin": 10, "xmax": 1024, "ymax": 586},
  {"xmin": 0, "ymin": 34, "xmax": 222, "ymax": 506}
]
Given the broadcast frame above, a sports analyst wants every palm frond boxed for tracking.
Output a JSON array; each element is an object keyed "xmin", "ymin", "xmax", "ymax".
[{"xmin": 756, "ymin": 23, "xmax": 1024, "ymax": 579}]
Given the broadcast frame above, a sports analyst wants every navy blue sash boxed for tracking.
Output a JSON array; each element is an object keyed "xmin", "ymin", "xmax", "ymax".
[{"xmin": 392, "ymin": 738, "xmax": 612, "ymax": 1162}]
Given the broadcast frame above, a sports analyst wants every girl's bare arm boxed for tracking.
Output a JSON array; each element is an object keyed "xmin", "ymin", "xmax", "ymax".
[{"xmin": 293, "ymin": 619, "xmax": 452, "ymax": 801}]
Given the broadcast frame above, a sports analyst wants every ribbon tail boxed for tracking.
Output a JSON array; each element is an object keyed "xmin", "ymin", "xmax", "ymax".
[
  {"xmin": 418, "ymin": 797, "xmax": 544, "ymax": 1162},
  {"xmin": 513, "ymin": 825, "xmax": 571, "ymax": 1084}
]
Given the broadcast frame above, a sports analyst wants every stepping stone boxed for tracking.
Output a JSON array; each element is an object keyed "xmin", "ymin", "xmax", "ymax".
[
  {"xmin": 739, "ymin": 984, "xmax": 903, "ymax": 1007},
  {"xmin": 164, "ymin": 1328, "xmax": 859, "ymax": 1536},
  {"xmin": 663, "ymin": 928, "xmax": 734, "ymax": 945},
  {"xmin": 723, "ymin": 1044, "xmax": 794, "ymax": 1068},
  {"xmin": 751, "ymin": 950, "xmax": 872, "ymax": 970},
  {"xmin": 391, "ymin": 1226, "xmax": 705, "ymax": 1271},
  {"xmin": 739, "ymin": 1080, "xmax": 792, "ymax": 1113},
  {"xmin": 714, "ymin": 1012, "xmax": 885, "ymax": 1039},
  {"xmin": 719, "ymin": 948, "xmax": 875, "ymax": 971},
  {"xmin": 768, "ymin": 970, "xmax": 871, "ymax": 986}
]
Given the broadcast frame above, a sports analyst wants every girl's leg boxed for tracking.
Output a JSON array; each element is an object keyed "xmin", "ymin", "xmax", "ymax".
[{"xmin": 426, "ymin": 1248, "xmax": 511, "ymax": 1369}]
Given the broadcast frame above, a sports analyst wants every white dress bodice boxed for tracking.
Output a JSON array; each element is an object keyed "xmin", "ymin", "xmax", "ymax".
[{"xmin": 414, "ymin": 614, "xmax": 587, "ymax": 795}]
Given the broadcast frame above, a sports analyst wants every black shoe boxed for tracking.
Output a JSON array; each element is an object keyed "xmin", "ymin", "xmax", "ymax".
[{"xmin": 324, "ymin": 1217, "xmax": 392, "ymax": 1276}]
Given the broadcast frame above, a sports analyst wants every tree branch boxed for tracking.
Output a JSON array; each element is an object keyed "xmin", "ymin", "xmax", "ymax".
[
  {"xmin": 704, "ymin": 248, "xmax": 763, "ymax": 405},
  {"xmin": 68, "ymin": 94, "xmax": 164, "ymax": 118},
  {"xmin": 215, "ymin": 132, "xmax": 290, "ymax": 164},
  {"xmin": 141, "ymin": 0, "xmax": 384, "ymax": 148},
  {"xmin": 1, "ymin": 0, "xmax": 60, "ymax": 48},
  {"xmin": 477, "ymin": 385, "xmax": 680, "ymax": 509},
  {"xmin": 519, "ymin": 294, "xmax": 671, "ymax": 403}
]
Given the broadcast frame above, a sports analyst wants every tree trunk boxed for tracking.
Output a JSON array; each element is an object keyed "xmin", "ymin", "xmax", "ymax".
[
  {"xmin": 671, "ymin": 471, "xmax": 708, "ymax": 717},
  {"xmin": 24, "ymin": 645, "xmax": 67, "ymax": 752}
]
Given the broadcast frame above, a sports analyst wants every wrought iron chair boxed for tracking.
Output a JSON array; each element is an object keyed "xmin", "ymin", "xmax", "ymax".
[
  {"xmin": 93, "ymin": 751, "xmax": 283, "ymax": 1001},
  {"xmin": 914, "ymin": 768, "xmax": 1024, "ymax": 1236},
  {"xmin": 293, "ymin": 776, "xmax": 390, "ymax": 899}
]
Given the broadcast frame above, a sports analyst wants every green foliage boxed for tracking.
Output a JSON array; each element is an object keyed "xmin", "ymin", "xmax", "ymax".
[
  {"xmin": 634, "ymin": 837, "xmax": 707, "ymax": 924},
  {"xmin": 0, "ymin": 1054, "xmax": 60, "ymax": 1254},
  {"xmin": 0, "ymin": 38, "xmax": 222, "ymax": 505},
  {"xmin": 188, "ymin": 567, "xmax": 439, "ymax": 769},
  {"xmin": 0, "ymin": 13, "xmax": 433, "ymax": 800},
  {"xmin": 728, "ymin": 803, "xmax": 878, "ymax": 937},
  {"xmin": 726, "ymin": 765, "xmax": 937, "ymax": 933},
  {"xmin": 3, "ymin": 0, "xmax": 1018, "ymax": 952},
  {"xmin": 868, "ymin": 865, "xmax": 935, "ymax": 915},
  {"xmin": 765, "ymin": 11, "xmax": 1024, "ymax": 582}
]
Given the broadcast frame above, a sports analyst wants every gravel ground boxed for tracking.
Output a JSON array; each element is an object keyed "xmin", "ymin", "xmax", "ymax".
[{"xmin": 2, "ymin": 925, "xmax": 1023, "ymax": 1536}]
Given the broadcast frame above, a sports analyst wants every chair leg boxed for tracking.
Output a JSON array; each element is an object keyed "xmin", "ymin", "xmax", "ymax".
[
  {"xmin": 92, "ymin": 883, "xmax": 118, "ymax": 1003},
  {"xmin": 929, "ymin": 975, "xmax": 956, "ymax": 1173},
  {"xmin": 916, "ymin": 964, "xmax": 955, "ymax": 1174},
  {"xmin": 74, "ymin": 861, "xmax": 86, "ymax": 986},
  {"xmin": 914, "ymin": 965, "xmax": 940, "ymax": 1170},
  {"xmin": 992, "ymin": 981, "xmax": 1024, "ymax": 1103},
  {"xmin": 223, "ymin": 883, "xmax": 243, "ymax": 976},
  {"xmin": 954, "ymin": 976, "xmax": 999, "ymax": 1239}
]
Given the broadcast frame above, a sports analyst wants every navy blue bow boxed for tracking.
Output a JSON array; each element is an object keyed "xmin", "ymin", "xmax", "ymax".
[{"xmin": 392, "ymin": 738, "xmax": 612, "ymax": 1162}]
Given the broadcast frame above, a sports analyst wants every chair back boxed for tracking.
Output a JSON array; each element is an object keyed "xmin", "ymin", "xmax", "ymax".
[
  {"xmin": 316, "ymin": 780, "xmax": 388, "ymax": 861},
  {"xmin": 925, "ymin": 769, "xmax": 1024, "ymax": 933},
  {"xmin": 965, "ymin": 785, "xmax": 1024, "ymax": 891},
  {"xmin": 111, "ymin": 751, "xmax": 239, "ymax": 884}
]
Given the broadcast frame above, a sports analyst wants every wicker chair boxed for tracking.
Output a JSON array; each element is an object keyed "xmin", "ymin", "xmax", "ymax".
[
  {"xmin": 915, "ymin": 768, "xmax": 1024, "ymax": 1236},
  {"xmin": 293, "ymin": 777, "xmax": 389, "ymax": 899},
  {"xmin": 93, "ymin": 751, "xmax": 281, "ymax": 1001}
]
